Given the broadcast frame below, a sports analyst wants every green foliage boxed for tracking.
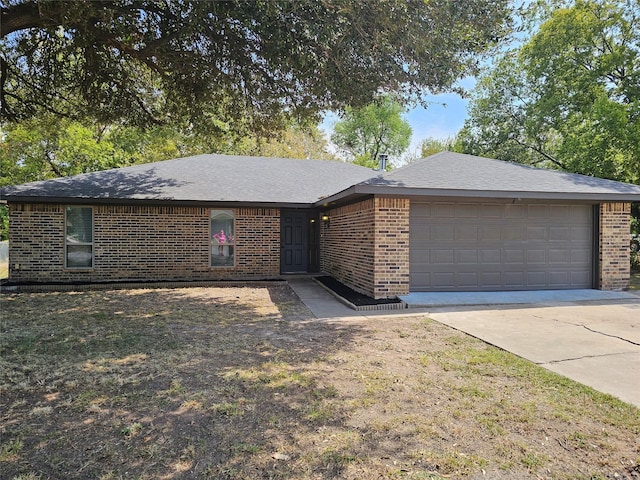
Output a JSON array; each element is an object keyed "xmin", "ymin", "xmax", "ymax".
[
  {"xmin": 1, "ymin": 0, "xmax": 511, "ymax": 135},
  {"xmin": 0, "ymin": 115, "xmax": 334, "ymax": 191},
  {"xmin": 0, "ymin": 205, "xmax": 8, "ymax": 241},
  {"xmin": 419, "ymin": 137, "xmax": 459, "ymax": 158},
  {"xmin": 331, "ymin": 95, "xmax": 412, "ymax": 168},
  {"xmin": 229, "ymin": 124, "xmax": 335, "ymax": 161},
  {"xmin": 0, "ymin": 115, "xmax": 125, "ymax": 183},
  {"xmin": 458, "ymin": 0, "xmax": 640, "ymax": 185}
]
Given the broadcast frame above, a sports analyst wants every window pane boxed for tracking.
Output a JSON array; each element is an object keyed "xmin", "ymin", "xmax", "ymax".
[
  {"xmin": 211, "ymin": 210, "xmax": 234, "ymax": 267},
  {"xmin": 66, "ymin": 207, "xmax": 93, "ymax": 243},
  {"xmin": 66, "ymin": 207, "xmax": 93, "ymax": 268},
  {"xmin": 67, "ymin": 245, "xmax": 93, "ymax": 268}
]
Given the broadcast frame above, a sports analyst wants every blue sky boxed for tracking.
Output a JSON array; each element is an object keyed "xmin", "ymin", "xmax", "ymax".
[
  {"xmin": 404, "ymin": 91, "xmax": 471, "ymax": 153},
  {"xmin": 321, "ymin": 77, "xmax": 475, "ymax": 161}
]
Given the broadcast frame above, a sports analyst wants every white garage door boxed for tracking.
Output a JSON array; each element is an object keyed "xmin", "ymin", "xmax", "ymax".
[{"xmin": 410, "ymin": 200, "xmax": 594, "ymax": 291}]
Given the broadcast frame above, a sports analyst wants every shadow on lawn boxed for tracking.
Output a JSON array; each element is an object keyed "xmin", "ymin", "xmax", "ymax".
[{"xmin": 0, "ymin": 286, "xmax": 375, "ymax": 479}]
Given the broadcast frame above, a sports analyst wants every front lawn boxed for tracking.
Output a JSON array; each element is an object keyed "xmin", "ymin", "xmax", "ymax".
[{"xmin": 1, "ymin": 286, "xmax": 638, "ymax": 479}]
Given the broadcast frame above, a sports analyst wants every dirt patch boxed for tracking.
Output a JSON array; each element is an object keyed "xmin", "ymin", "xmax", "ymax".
[{"xmin": 1, "ymin": 285, "xmax": 639, "ymax": 479}]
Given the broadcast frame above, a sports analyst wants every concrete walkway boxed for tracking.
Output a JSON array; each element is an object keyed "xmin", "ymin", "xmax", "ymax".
[
  {"xmin": 401, "ymin": 288, "xmax": 638, "ymax": 307},
  {"xmin": 429, "ymin": 302, "xmax": 640, "ymax": 408},
  {"xmin": 288, "ymin": 278, "xmax": 640, "ymax": 407}
]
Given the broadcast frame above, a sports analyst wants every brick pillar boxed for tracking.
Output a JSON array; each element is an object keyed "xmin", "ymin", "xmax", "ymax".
[
  {"xmin": 373, "ymin": 197, "xmax": 410, "ymax": 298},
  {"xmin": 599, "ymin": 203, "xmax": 631, "ymax": 290},
  {"xmin": 319, "ymin": 197, "xmax": 410, "ymax": 299}
]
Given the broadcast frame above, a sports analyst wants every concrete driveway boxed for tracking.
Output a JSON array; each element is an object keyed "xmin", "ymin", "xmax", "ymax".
[{"xmin": 428, "ymin": 299, "xmax": 640, "ymax": 408}]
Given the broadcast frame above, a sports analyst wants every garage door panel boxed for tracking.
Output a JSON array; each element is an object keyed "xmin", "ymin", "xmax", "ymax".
[
  {"xmin": 480, "ymin": 249, "xmax": 501, "ymax": 263},
  {"xmin": 456, "ymin": 225, "xmax": 478, "ymax": 241},
  {"xmin": 410, "ymin": 248, "xmax": 429, "ymax": 262},
  {"xmin": 433, "ymin": 272, "xmax": 455, "ymax": 288},
  {"xmin": 572, "ymin": 226, "xmax": 591, "ymax": 241},
  {"xmin": 456, "ymin": 203, "xmax": 479, "ymax": 217},
  {"xmin": 527, "ymin": 226, "xmax": 547, "ymax": 241},
  {"xmin": 504, "ymin": 226, "xmax": 525, "ymax": 241},
  {"xmin": 412, "ymin": 223, "xmax": 430, "ymax": 235},
  {"xmin": 505, "ymin": 204, "xmax": 525, "ymax": 218},
  {"xmin": 411, "ymin": 203, "xmax": 432, "ymax": 218},
  {"xmin": 479, "ymin": 272, "xmax": 502, "ymax": 288},
  {"xmin": 480, "ymin": 204, "xmax": 503, "ymax": 218},
  {"xmin": 527, "ymin": 271, "xmax": 547, "ymax": 287},
  {"xmin": 435, "ymin": 203, "xmax": 455, "ymax": 217},
  {"xmin": 410, "ymin": 200, "xmax": 593, "ymax": 291},
  {"xmin": 572, "ymin": 248, "xmax": 590, "ymax": 263},
  {"xmin": 432, "ymin": 225, "xmax": 454, "ymax": 241},
  {"xmin": 550, "ymin": 205, "xmax": 571, "ymax": 218},
  {"xmin": 527, "ymin": 249, "xmax": 546, "ymax": 264},
  {"xmin": 572, "ymin": 271, "xmax": 591, "ymax": 285},
  {"xmin": 549, "ymin": 227, "xmax": 571, "ymax": 241},
  {"xmin": 571, "ymin": 205, "xmax": 591, "ymax": 220},
  {"xmin": 528, "ymin": 204, "xmax": 548, "ymax": 217},
  {"xmin": 504, "ymin": 271, "xmax": 525, "ymax": 288},
  {"xmin": 549, "ymin": 271, "xmax": 570, "ymax": 286},
  {"xmin": 480, "ymin": 226, "xmax": 501, "ymax": 241},
  {"xmin": 549, "ymin": 249, "xmax": 570, "ymax": 264},
  {"xmin": 504, "ymin": 249, "xmax": 525, "ymax": 263},
  {"xmin": 457, "ymin": 249, "xmax": 478, "ymax": 264},
  {"xmin": 433, "ymin": 249, "xmax": 454, "ymax": 263},
  {"xmin": 458, "ymin": 272, "xmax": 479, "ymax": 287}
]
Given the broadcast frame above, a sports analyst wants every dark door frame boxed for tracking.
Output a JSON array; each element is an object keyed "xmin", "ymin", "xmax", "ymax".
[
  {"xmin": 280, "ymin": 209, "xmax": 320, "ymax": 274},
  {"xmin": 592, "ymin": 204, "xmax": 601, "ymax": 289}
]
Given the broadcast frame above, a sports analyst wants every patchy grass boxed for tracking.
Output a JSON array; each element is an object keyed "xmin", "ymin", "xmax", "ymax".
[
  {"xmin": 1, "ymin": 286, "xmax": 639, "ymax": 479},
  {"xmin": 630, "ymin": 271, "xmax": 640, "ymax": 290},
  {"xmin": 0, "ymin": 260, "xmax": 7, "ymax": 280}
]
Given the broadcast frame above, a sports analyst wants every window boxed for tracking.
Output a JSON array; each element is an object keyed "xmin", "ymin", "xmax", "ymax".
[
  {"xmin": 211, "ymin": 210, "xmax": 235, "ymax": 267},
  {"xmin": 65, "ymin": 206, "xmax": 93, "ymax": 268}
]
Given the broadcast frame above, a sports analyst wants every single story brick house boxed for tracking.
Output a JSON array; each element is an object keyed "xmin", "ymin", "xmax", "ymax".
[{"xmin": 2, "ymin": 151, "xmax": 640, "ymax": 298}]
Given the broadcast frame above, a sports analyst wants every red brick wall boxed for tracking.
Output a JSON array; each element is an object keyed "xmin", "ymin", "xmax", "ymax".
[
  {"xmin": 320, "ymin": 199, "xmax": 376, "ymax": 297},
  {"xmin": 373, "ymin": 197, "xmax": 410, "ymax": 298},
  {"xmin": 599, "ymin": 202, "xmax": 631, "ymax": 290},
  {"xmin": 320, "ymin": 197, "xmax": 410, "ymax": 299},
  {"xmin": 8, "ymin": 203, "xmax": 280, "ymax": 283},
  {"xmin": 7, "ymin": 204, "xmax": 65, "ymax": 283}
]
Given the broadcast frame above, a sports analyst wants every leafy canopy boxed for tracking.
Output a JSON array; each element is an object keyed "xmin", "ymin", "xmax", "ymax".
[
  {"xmin": 457, "ymin": 0, "xmax": 640, "ymax": 184},
  {"xmin": 331, "ymin": 95, "xmax": 412, "ymax": 168},
  {"xmin": 1, "ymin": 0, "xmax": 511, "ymax": 135},
  {"xmin": 0, "ymin": 115, "xmax": 333, "ymax": 187}
]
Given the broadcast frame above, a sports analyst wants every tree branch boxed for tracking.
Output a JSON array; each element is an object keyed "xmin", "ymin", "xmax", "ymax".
[
  {"xmin": 44, "ymin": 151, "xmax": 64, "ymax": 177},
  {"xmin": 0, "ymin": 2, "xmax": 46, "ymax": 38},
  {"xmin": 511, "ymin": 137, "xmax": 568, "ymax": 170}
]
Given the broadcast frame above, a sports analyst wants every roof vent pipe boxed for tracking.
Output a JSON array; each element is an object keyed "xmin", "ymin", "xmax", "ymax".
[{"xmin": 378, "ymin": 154, "xmax": 388, "ymax": 171}]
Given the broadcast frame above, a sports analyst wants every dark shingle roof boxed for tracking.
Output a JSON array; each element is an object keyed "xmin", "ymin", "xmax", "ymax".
[
  {"xmin": 0, "ymin": 154, "xmax": 376, "ymax": 205},
  {"xmin": 322, "ymin": 151, "xmax": 640, "ymax": 203},
  {"xmin": 2, "ymin": 151, "xmax": 640, "ymax": 206}
]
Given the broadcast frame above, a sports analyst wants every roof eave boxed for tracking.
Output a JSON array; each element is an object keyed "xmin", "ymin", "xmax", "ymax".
[
  {"xmin": 0, "ymin": 196, "xmax": 316, "ymax": 209},
  {"xmin": 315, "ymin": 185, "xmax": 640, "ymax": 205}
]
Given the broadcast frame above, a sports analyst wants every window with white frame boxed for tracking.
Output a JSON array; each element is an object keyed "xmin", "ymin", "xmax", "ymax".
[
  {"xmin": 211, "ymin": 209, "xmax": 235, "ymax": 267},
  {"xmin": 65, "ymin": 206, "xmax": 93, "ymax": 268}
]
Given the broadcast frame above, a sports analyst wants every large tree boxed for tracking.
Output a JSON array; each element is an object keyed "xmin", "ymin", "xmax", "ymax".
[
  {"xmin": 1, "ymin": 0, "xmax": 511, "ymax": 135},
  {"xmin": 457, "ymin": 0, "xmax": 640, "ymax": 184},
  {"xmin": 331, "ymin": 95, "xmax": 412, "ymax": 168}
]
